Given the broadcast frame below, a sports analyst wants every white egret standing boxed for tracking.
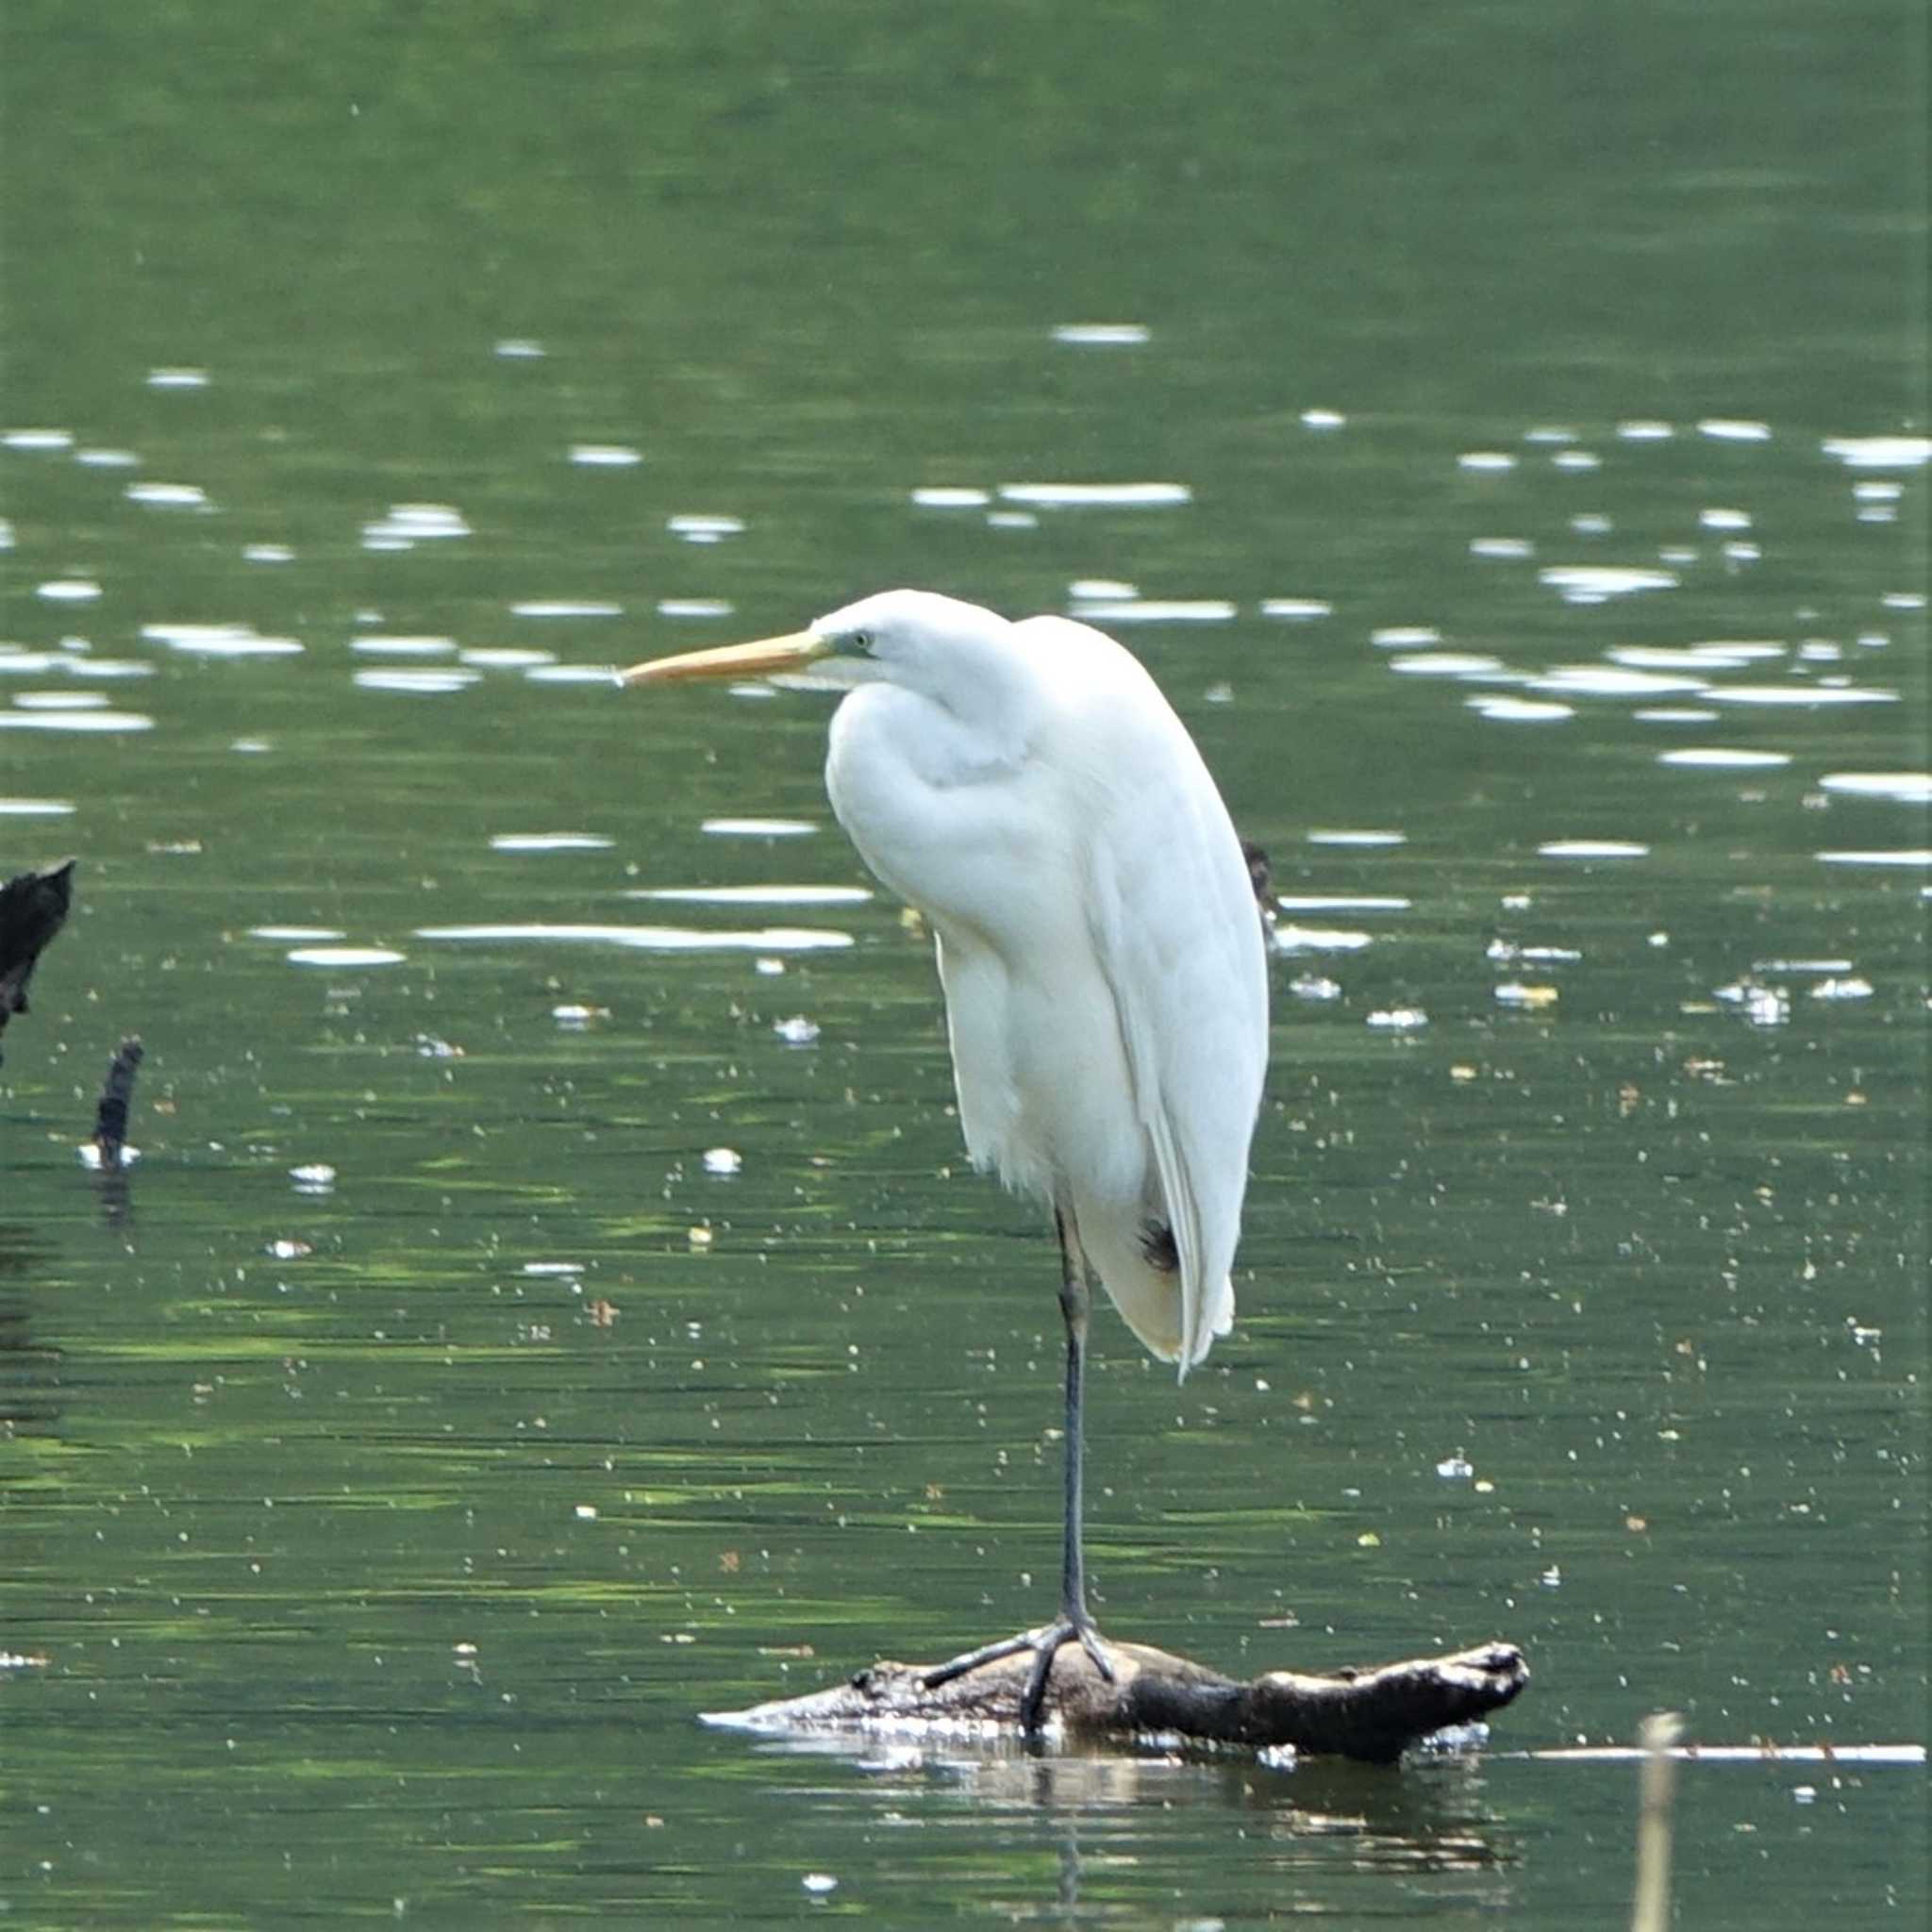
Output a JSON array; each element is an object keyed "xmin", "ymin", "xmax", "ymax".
[{"xmin": 622, "ymin": 590, "xmax": 1269, "ymax": 1730}]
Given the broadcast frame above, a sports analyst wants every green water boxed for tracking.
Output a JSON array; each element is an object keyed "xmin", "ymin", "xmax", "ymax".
[{"xmin": 4, "ymin": 2, "xmax": 1926, "ymax": 1924}]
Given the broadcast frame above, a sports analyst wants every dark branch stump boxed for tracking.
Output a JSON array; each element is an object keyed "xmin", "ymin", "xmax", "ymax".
[
  {"xmin": 0, "ymin": 859, "xmax": 75, "ymax": 1061},
  {"xmin": 705, "ymin": 1638, "xmax": 1528, "ymax": 1762}
]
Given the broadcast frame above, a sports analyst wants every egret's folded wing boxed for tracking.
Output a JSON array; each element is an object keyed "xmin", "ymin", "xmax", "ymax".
[{"xmin": 1083, "ymin": 723, "xmax": 1269, "ymax": 1374}]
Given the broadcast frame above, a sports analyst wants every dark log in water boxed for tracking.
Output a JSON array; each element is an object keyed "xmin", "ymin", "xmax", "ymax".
[
  {"xmin": 0, "ymin": 858, "xmax": 75, "ymax": 1061},
  {"xmin": 706, "ymin": 1638, "xmax": 1528, "ymax": 1761}
]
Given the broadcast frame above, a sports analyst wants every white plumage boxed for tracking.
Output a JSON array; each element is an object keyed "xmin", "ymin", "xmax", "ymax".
[{"xmin": 816, "ymin": 591, "xmax": 1267, "ymax": 1373}]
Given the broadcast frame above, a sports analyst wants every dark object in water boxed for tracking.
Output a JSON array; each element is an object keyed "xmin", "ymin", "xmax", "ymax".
[
  {"xmin": 93, "ymin": 1037, "xmax": 144, "ymax": 1168},
  {"xmin": 1241, "ymin": 840, "xmax": 1275, "ymax": 928},
  {"xmin": 0, "ymin": 858, "xmax": 75, "ymax": 1062}
]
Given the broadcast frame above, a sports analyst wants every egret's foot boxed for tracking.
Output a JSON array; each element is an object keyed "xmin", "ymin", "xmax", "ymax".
[{"xmin": 922, "ymin": 1616, "xmax": 1116, "ymax": 1732}]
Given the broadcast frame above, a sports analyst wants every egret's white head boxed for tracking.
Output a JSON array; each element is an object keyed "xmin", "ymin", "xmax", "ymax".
[
  {"xmin": 620, "ymin": 589, "xmax": 1020, "ymax": 708},
  {"xmin": 805, "ymin": 589, "xmax": 1014, "ymax": 689}
]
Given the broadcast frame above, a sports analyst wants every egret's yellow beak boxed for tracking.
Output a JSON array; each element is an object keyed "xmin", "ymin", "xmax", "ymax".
[{"xmin": 618, "ymin": 630, "xmax": 827, "ymax": 687}]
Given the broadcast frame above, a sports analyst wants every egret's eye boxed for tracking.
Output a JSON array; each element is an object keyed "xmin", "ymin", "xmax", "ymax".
[{"xmin": 851, "ymin": 631, "xmax": 873, "ymax": 653}]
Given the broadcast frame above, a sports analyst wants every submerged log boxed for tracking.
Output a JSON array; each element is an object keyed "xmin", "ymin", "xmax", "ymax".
[
  {"xmin": 707, "ymin": 1637, "xmax": 1528, "ymax": 1762},
  {"xmin": 0, "ymin": 859, "xmax": 75, "ymax": 1061}
]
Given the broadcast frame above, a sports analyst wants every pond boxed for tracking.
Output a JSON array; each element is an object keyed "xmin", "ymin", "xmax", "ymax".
[{"xmin": 4, "ymin": 2, "xmax": 1925, "ymax": 1924}]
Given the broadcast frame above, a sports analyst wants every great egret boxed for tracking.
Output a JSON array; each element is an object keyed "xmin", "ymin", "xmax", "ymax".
[{"xmin": 622, "ymin": 589, "xmax": 1269, "ymax": 1730}]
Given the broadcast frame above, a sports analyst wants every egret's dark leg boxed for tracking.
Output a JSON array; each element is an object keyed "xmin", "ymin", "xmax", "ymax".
[{"xmin": 922, "ymin": 1209, "xmax": 1115, "ymax": 1731}]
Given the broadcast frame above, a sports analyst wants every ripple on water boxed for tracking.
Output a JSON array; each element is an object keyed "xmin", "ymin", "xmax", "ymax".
[
  {"xmin": 250, "ymin": 925, "xmax": 347, "ymax": 941},
  {"xmin": 352, "ymin": 668, "xmax": 480, "ymax": 694},
  {"xmin": 510, "ymin": 600, "xmax": 624, "ymax": 619},
  {"xmin": 490, "ymin": 833, "xmax": 615, "ymax": 853},
  {"xmin": 1712, "ymin": 684, "xmax": 1898, "ymax": 708},
  {"xmin": 633, "ymin": 884, "xmax": 872, "ymax": 907},
  {"xmin": 1307, "ymin": 829, "xmax": 1407, "ymax": 847},
  {"xmin": 414, "ymin": 923, "xmax": 856, "ymax": 952},
  {"xmin": 125, "ymin": 481, "xmax": 210, "ymax": 509},
  {"xmin": 1539, "ymin": 840, "xmax": 1650, "ymax": 859},
  {"xmin": 1072, "ymin": 599, "xmax": 1235, "ymax": 624},
  {"xmin": 1258, "ymin": 598, "xmax": 1334, "ymax": 621},
  {"xmin": 1819, "ymin": 773, "xmax": 1932, "ymax": 805},
  {"xmin": 1051, "ymin": 323, "xmax": 1151, "ymax": 345},
  {"xmin": 0, "ymin": 797, "xmax": 75, "ymax": 815},
  {"xmin": 1697, "ymin": 418, "xmax": 1772, "ymax": 441},
  {"xmin": 1371, "ymin": 625, "xmax": 1442, "ymax": 648},
  {"xmin": 911, "ymin": 488, "xmax": 991, "ymax": 508},
  {"xmin": 1657, "ymin": 748, "xmax": 1793, "ymax": 769},
  {"xmin": 459, "ymin": 647, "xmax": 556, "ymax": 669},
  {"xmin": 569, "ymin": 443, "xmax": 642, "ymax": 467},
  {"xmin": 1815, "ymin": 849, "xmax": 1931, "ymax": 868},
  {"xmin": 1391, "ymin": 652, "xmax": 1507, "ymax": 677},
  {"xmin": 12, "ymin": 691, "xmax": 110, "ymax": 710},
  {"xmin": 1468, "ymin": 696, "xmax": 1574, "ymax": 722},
  {"xmin": 995, "ymin": 482, "xmax": 1191, "ymax": 508},
  {"xmin": 4, "ymin": 427, "xmax": 75, "ymax": 450},
  {"xmin": 0, "ymin": 710, "xmax": 153, "ymax": 733},
  {"xmin": 351, "ymin": 635, "xmax": 458, "ymax": 658},
  {"xmin": 1272, "ymin": 924, "xmax": 1374, "ymax": 953},
  {"xmin": 1609, "ymin": 642, "xmax": 1786, "ymax": 671},
  {"xmin": 1822, "ymin": 435, "xmax": 1932, "ymax": 470},
  {"xmin": 36, "ymin": 579, "xmax": 102, "ymax": 603},
  {"xmin": 1539, "ymin": 565, "xmax": 1679, "ymax": 603},
  {"xmin": 1275, "ymin": 894, "xmax": 1412, "ymax": 912},
  {"xmin": 656, "ymin": 599, "xmax": 735, "ymax": 619},
  {"xmin": 524, "ymin": 664, "xmax": 622, "ymax": 685},
  {"xmin": 362, "ymin": 503, "xmax": 471, "ymax": 547},
  {"xmin": 701, "ymin": 817, "xmax": 818, "ymax": 838},
  {"xmin": 1530, "ymin": 666, "xmax": 1707, "ymax": 698},
  {"xmin": 146, "ymin": 367, "xmax": 209, "ymax": 389},
  {"xmin": 142, "ymin": 623, "xmax": 303, "ymax": 658},
  {"xmin": 286, "ymin": 945, "xmax": 406, "ymax": 966}
]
